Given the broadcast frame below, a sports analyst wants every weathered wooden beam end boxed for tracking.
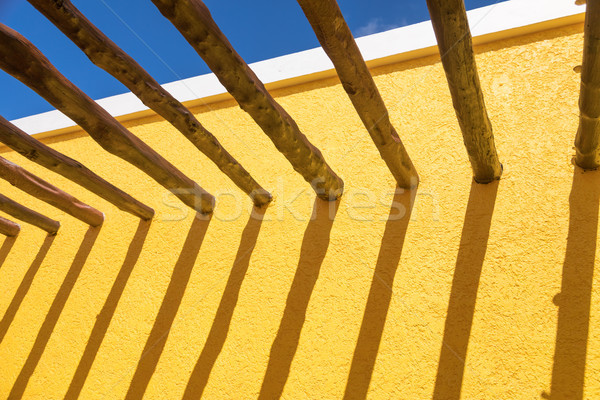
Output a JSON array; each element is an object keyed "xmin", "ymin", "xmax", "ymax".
[
  {"xmin": 575, "ymin": 0, "xmax": 600, "ymax": 169},
  {"xmin": 426, "ymin": 0, "xmax": 502, "ymax": 183},
  {"xmin": 0, "ymin": 115, "xmax": 154, "ymax": 220},
  {"xmin": 0, "ymin": 193, "xmax": 60, "ymax": 234},
  {"xmin": 0, "ymin": 216, "xmax": 20, "ymax": 237},
  {"xmin": 297, "ymin": 0, "xmax": 419, "ymax": 189},
  {"xmin": 0, "ymin": 156, "xmax": 104, "ymax": 226},
  {"xmin": 0, "ymin": 194, "xmax": 60, "ymax": 235}
]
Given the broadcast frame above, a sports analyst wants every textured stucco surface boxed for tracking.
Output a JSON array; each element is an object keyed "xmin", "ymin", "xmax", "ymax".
[{"xmin": 0, "ymin": 23, "xmax": 598, "ymax": 399}]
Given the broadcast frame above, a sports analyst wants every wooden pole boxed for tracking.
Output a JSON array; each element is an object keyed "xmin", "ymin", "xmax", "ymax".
[
  {"xmin": 0, "ymin": 156, "xmax": 104, "ymax": 226},
  {"xmin": 575, "ymin": 0, "xmax": 600, "ymax": 169},
  {"xmin": 0, "ymin": 116, "xmax": 153, "ymax": 220},
  {"xmin": 0, "ymin": 193, "xmax": 60, "ymax": 234},
  {"xmin": 426, "ymin": 0, "xmax": 502, "ymax": 183},
  {"xmin": 296, "ymin": 0, "xmax": 418, "ymax": 189},
  {"xmin": 0, "ymin": 24, "xmax": 214, "ymax": 214},
  {"xmin": 28, "ymin": 0, "xmax": 271, "ymax": 207},
  {"xmin": 151, "ymin": 0, "xmax": 344, "ymax": 200},
  {"xmin": 0, "ymin": 216, "xmax": 20, "ymax": 237}
]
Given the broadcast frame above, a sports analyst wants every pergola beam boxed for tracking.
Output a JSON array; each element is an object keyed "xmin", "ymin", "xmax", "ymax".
[
  {"xmin": 575, "ymin": 0, "xmax": 600, "ymax": 169},
  {"xmin": 151, "ymin": 0, "xmax": 344, "ymax": 200},
  {"xmin": 0, "ymin": 193, "xmax": 60, "ymax": 234},
  {"xmin": 296, "ymin": 0, "xmax": 418, "ymax": 188},
  {"xmin": 0, "ymin": 156, "xmax": 104, "ymax": 226},
  {"xmin": 28, "ymin": 0, "xmax": 271, "ymax": 207},
  {"xmin": 0, "ymin": 216, "xmax": 20, "ymax": 237},
  {"xmin": 0, "ymin": 116, "xmax": 153, "ymax": 220},
  {"xmin": 426, "ymin": 0, "xmax": 502, "ymax": 183},
  {"xmin": 0, "ymin": 24, "xmax": 214, "ymax": 214}
]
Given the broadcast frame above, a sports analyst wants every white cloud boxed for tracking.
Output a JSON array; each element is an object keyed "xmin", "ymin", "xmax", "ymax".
[{"xmin": 355, "ymin": 17, "xmax": 407, "ymax": 37}]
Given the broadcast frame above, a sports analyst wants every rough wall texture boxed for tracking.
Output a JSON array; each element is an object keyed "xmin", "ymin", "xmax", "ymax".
[{"xmin": 0, "ymin": 23, "xmax": 598, "ymax": 399}]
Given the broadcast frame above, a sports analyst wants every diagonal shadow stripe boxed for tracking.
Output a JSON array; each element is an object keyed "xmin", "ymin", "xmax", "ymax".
[
  {"xmin": 124, "ymin": 214, "xmax": 210, "ymax": 400},
  {"xmin": 65, "ymin": 219, "xmax": 151, "ymax": 400},
  {"xmin": 432, "ymin": 181, "xmax": 498, "ymax": 400},
  {"xmin": 0, "ymin": 235, "xmax": 17, "ymax": 269},
  {"xmin": 343, "ymin": 188, "xmax": 416, "ymax": 400},
  {"xmin": 8, "ymin": 226, "xmax": 100, "ymax": 400},
  {"xmin": 545, "ymin": 169, "xmax": 599, "ymax": 400},
  {"xmin": 258, "ymin": 199, "xmax": 339, "ymax": 400},
  {"xmin": 183, "ymin": 209, "xmax": 264, "ymax": 399},
  {"xmin": 0, "ymin": 234, "xmax": 54, "ymax": 344}
]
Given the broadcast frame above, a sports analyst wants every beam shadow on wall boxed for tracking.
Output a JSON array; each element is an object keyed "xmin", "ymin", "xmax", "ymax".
[
  {"xmin": 124, "ymin": 214, "xmax": 211, "ymax": 400},
  {"xmin": 0, "ymin": 235, "xmax": 17, "ymax": 269},
  {"xmin": 9, "ymin": 226, "xmax": 100, "ymax": 399},
  {"xmin": 343, "ymin": 188, "xmax": 416, "ymax": 400},
  {"xmin": 432, "ymin": 180, "xmax": 498, "ymax": 400},
  {"xmin": 183, "ymin": 208, "xmax": 265, "ymax": 399},
  {"xmin": 258, "ymin": 198, "xmax": 339, "ymax": 400},
  {"xmin": 544, "ymin": 168, "xmax": 599, "ymax": 400},
  {"xmin": 0, "ymin": 234, "xmax": 54, "ymax": 344},
  {"xmin": 64, "ymin": 219, "xmax": 151, "ymax": 400}
]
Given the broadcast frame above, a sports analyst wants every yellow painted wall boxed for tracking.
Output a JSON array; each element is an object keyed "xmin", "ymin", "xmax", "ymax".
[{"xmin": 0, "ymin": 23, "xmax": 598, "ymax": 399}]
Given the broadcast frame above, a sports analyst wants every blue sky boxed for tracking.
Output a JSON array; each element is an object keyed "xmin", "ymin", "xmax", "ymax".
[{"xmin": 0, "ymin": 0, "xmax": 500, "ymax": 120}]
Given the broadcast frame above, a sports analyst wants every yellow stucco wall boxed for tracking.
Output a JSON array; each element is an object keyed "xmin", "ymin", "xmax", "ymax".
[{"xmin": 0, "ymin": 23, "xmax": 598, "ymax": 399}]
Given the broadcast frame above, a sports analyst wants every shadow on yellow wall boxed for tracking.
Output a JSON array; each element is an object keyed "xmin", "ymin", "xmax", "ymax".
[
  {"xmin": 545, "ymin": 168, "xmax": 599, "ymax": 400},
  {"xmin": 432, "ymin": 181, "xmax": 498, "ymax": 400},
  {"xmin": 65, "ymin": 219, "xmax": 151, "ymax": 400},
  {"xmin": 125, "ymin": 215, "xmax": 211, "ymax": 399},
  {"xmin": 344, "ymin": 188, "xmax": 416, "ymax": 400},
  {"xmin": 0, "ymin": 234, "xmax": 55, "ymax": 344},
  {"xmin": 9, "ymin": 226, "xmax": 100, "ymax": 400},
  {"xmin": 0, "ymin": 235, "xmax": 17, "ymax": 268},
  {"xmin": 257, "ymin": 198, "xmax": 339, "ymax": 400},
  {"xmin": 0, "ymin": 170, "xmax": 598, "ymax": 399},
  {"xmin": 183, "ymin": 208, "xmax": 265, "ymax": 399}
]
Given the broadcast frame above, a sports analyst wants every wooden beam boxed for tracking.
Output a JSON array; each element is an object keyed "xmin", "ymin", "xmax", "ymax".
[
  {"xmin": 296, "ymin": 0, "xmax": 418, "ymax": 189},
  {"xmin": 0, "ymin": 156, "xmax": 104, "ymax": 226},
  {"xmin": 0, "ymin": 116, "xmax": 153, "ymax": 220},
  {"xmin": 28, "ymin": 0, "xmax": 271, "ymax": 207},
  {"xmin": 575, "ymin": 0, "xmax": 600, "ymax": 169},
  {"xmin": 0, "ymin": 216, "xmax": 20, "ymax": 237},
  {"xmin": 0, "ymin": 24, "xmax": 214, "ymax": 214},
  {"xmin": 0, "ymin": 193, "xmax": 60, "ymax": 234},
  {"xmin": 426, "ymin": 0, "xmax": 502, "ymax": 183},
  {"xmin": 151, "ymin": 0, "xmax": 344, "ymax": 200}
]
